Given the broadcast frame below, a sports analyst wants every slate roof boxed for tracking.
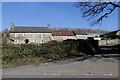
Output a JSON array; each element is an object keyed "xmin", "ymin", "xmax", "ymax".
[
  {"xmin": 72, "ymin": 30, "xmax": 87, "ymax": 35},
  {"xmin": 52, "ymin": 31, "xmax": 75, "ymax": 36},
  {"xmin": 103, "ymin": 30, "xmax": 120, "ymax": 37},
  {"xmin": 87, "ymin": 33, "xmax": 103, "ymax": 35},
  {"xmin": 10, "ymin": 26, "xmax": 52, "ymax": 33}
]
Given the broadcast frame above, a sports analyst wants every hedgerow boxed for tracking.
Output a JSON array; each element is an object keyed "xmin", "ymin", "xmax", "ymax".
[{"xmin": 2, "ymin": 40, "xmax": 99, "ymax": 68}]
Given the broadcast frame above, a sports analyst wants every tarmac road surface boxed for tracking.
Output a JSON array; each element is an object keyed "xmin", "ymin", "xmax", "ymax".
[
  {"xmin": 2, "ymin": 54, "xmax": 119, "ymax": 78},
  {"xmin": 2, "ymin": 44, "xmax": 119, "ymax": 78}
]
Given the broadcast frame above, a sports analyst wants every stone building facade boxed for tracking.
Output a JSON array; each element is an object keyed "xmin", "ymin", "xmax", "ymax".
[
  {"xmin": 10, "ymin": 33, "xmax": 52, "ymax": 44},
  {"xmin": 10, "ymin": 23, "xmax": 110, "ymax": 44},
  {"xmin": 76, "ymin": 35, "xmax": 88, "ymax": 40},
  {"xmin": 51, "ymin": 31, "xmax": 76, "ymax": 41},
  {"xmin": 73, "ymin": 30, "xmax": 88, "ymax": 39},
  {"xmin": 10, "ymin": 24, "xmax": 52, "ymax": 44}
]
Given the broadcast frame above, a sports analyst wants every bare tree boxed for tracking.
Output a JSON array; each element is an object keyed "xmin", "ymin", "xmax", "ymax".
[
  {"xmin": 2, "ymin": 28, "xmax": 10, "ymax": 44},
  {"xmin": 75, "ymin": 2, "xmax": 120, "ymax": 26}
]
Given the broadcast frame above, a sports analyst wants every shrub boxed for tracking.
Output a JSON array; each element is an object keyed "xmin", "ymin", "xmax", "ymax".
[
  {"xmin": 48, "ymin": 40, "xmax": 58, "ymax": 43},
  {"xmin": 2, "ymin": 40, "xmax": 99, "ymax": 68}
]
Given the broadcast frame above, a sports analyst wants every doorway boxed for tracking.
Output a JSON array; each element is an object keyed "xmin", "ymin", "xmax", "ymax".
[{"xmin": 25, "ymin": 39, "xmax": 29, "ymax": 44}]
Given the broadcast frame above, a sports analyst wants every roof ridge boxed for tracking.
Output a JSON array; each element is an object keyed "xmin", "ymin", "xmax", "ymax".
[
  {"xmin": 53, "ymin": 31, "xmax": 73, "ymax": 32},
  {"xmin": 11, "ymin": 26, "xmax": 51, "ymax": 33},
  {"xmin": 14, "ymin": 26, "xmax": 48, "ymax": 28}
]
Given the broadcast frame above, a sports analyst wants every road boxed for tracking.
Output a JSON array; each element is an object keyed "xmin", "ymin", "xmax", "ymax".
[{"xmin": 2, "ymin": 45, "xmax": 119, "ymax": 78}]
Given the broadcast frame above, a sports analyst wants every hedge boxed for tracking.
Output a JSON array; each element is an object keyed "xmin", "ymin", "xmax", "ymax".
[{"xmin": 2, "ymin": 40, "xmax": 99, "ymax": 68}]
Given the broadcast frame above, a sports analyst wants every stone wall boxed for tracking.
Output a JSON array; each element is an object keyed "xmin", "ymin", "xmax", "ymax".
[
  {"xmin": 51, "ymin": 36, "xmax": 76, "ymax": 41},
  {"xmin": 99, "ymin": 39, "xmax": 119, "ymax": 45},
  {"xmin": 76, "ymin": 35, "xmax": 88, "ymax": 39}
]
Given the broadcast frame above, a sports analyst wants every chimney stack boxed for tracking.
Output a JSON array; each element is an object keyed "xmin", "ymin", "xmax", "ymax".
[
  {"xmin": 11, "ymin": 22, "xmax": 14, "ymax": 30},
  {"xmin": 47, "ymin": 24, "xmax": 50, "ymax": 28}
]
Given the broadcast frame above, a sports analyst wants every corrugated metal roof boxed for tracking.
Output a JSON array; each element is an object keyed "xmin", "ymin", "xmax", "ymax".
[
  {"xmin": 52, "ymin": 31, "xmax": 75, "ymax": 36},
  {"xmin": 10, "ymin": 26, "xmax": 52, "ymax": 33}
]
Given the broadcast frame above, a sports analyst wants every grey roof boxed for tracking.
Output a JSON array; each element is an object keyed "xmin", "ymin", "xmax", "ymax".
[
  {"xmin": 87, "ymin": 33, "xmax": 103, "ymax": 35},
  {"xmin": 103, "ymin": 30, "xmax": 120, "ymax": 36},
  {"xmin": 72, "ymin": 31, "xmax": 87, "ymax": 35},
  {"xmin": 73, "ymin": 30, "xmax": 105, "ymax": 35},
  {"xmin": 10, "ymin": 26, "xmax": 52, "ymax": 33}
]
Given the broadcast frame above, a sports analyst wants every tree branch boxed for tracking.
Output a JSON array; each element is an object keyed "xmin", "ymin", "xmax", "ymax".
[{"xmin": 75, "ymin": 2, "xmax": 119, "ymax": 26}]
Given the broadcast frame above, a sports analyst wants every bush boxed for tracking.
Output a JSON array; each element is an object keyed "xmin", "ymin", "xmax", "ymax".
[
  {"xmin": 2, "ymin": 40, "xmax": 99, "ymax": 68},
  {"xmin": 48, "ymin": 40, "xmax": 58, "ymax": 43}
]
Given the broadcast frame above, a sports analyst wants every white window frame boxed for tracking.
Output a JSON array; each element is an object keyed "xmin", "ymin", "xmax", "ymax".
[
  {"xmin": 41, "ymin": 34, "xmax": 44, "ymax": 37},
  {"xmin": 14, "ymin": 40, "xmax": 18, "ymax": 43},
  {"xmin": 33, "ymin": 33, "xmax": 36, "ymax": 37},
  {"xmin": 23, "ymin": 33, "xmax": 26, "ymax": 37},
  {"xmin": 33, "ymin": 39, "xmax": 37, "ymax": 43},
  {"xmin": 41, "ymin": 40, "xmax": 43, "ymax": 43},
  {"xmin": 15, "ymin": 33, "xmax": 18, "ymax": 37}
]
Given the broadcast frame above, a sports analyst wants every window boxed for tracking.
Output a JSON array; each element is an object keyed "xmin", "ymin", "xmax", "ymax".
[
  {"xmin": 41, "ymin": 34, "xmax": 44, "ymax": 37},
  {"xmin": 33, "ymin": 33, "xmax": 36, "ymax": 37},
  {"xmin": 15, "ymin": 33, "xmax": 18, "ymax": 37},
  {"xmin": 14, "ymin": 40, "xmax": 18, "ymax": 43},
  {"xmin": 41, "ymin": 40, "xmax": 43, "ymax": 43},
  {"xmin": 34, "ymin": 39, "xmax": 37, "ymax": 43},
  {"xmin": 23, "ymin": 33, "xmax": 26, "ymax": 37}
]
